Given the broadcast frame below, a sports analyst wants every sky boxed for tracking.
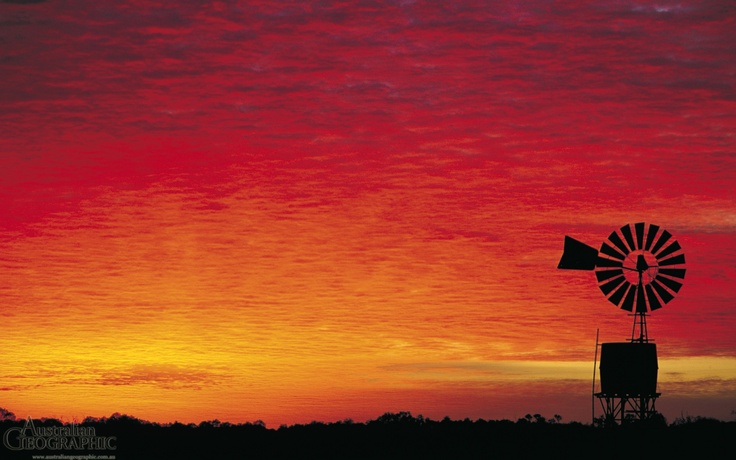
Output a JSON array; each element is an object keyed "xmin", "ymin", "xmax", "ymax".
[{"xmin": 1, "ymin": 0, "xmax": 735, "ymax": 426}]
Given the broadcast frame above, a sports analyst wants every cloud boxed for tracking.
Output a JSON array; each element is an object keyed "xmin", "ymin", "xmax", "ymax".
[
  {"xmin": 3, "ymin": 0, "xmax": 734, "ymax": 159},
  {"xmin": 96, "ymin": 364, "xmax": 218, "ymax": 390},
  {"xmin": 660, "ymin": 378, "xmax": 736, "ymax": 397},
  {"xmin": 425, "ymin": 228, "xmax": 502, "ymax": 243},
  {"xmin": 189, "ymin": 200, "xmax": 229, "ymax": 211},
  {"xmin": 383, "ymin": 360, "xmax": 591, "ymax": 382}
]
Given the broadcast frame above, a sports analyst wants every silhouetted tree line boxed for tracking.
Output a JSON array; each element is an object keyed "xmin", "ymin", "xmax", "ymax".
[{"xmin": 1, "ymin": 408, "xmax": 734, "ymax": 459}]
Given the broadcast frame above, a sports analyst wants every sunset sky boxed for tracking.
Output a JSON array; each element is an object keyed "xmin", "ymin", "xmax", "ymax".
[{"xmin": 1, "ymin": 0, "xmax": 735, "ymax": 426}]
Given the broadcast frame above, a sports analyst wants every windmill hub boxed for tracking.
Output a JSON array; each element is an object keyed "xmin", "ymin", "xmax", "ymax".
[
  {"xmin": 635, "ymin": 254, "xmax": 649, "ymax": 272},
  {"xmin": 625, "ymin": 251, "xmax": 659, "ymax": 285}
]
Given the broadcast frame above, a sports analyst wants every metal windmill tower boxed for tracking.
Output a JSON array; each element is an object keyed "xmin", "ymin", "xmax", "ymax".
[{"xmin": 558, "ymin": 222, "xmax": 686, "ymax": 425}]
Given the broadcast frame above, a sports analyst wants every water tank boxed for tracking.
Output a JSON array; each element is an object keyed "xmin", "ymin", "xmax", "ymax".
[{"xmin": 599, "ymin": 342, "xmax": 658, "ymax": 396}]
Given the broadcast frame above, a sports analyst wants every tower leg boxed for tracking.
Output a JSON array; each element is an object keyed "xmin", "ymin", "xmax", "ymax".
[{"xmin": 596, "ymin": 394, "xmax": 659, "ymax": 426}]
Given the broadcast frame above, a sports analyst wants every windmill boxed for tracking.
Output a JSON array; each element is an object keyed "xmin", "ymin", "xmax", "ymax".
[{"xmin": 558, "ymin": 222, "xmax": 686, "ymax": 425}]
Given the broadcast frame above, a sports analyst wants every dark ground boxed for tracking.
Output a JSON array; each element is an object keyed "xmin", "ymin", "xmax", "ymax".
[{"xmin": 2, "ymin": 412, "xmax": 733, "ymax": 459}]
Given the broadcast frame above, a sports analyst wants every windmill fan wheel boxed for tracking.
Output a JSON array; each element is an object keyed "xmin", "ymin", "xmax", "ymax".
[{"xmin": 595, "ymin": 223, "xmax": 686, "ymax": 313}]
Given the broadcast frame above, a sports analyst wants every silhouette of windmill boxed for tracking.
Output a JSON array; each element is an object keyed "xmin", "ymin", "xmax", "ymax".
[{"xmin": 558, "ymin": 223, "xmax": 686, "ymax": 425}]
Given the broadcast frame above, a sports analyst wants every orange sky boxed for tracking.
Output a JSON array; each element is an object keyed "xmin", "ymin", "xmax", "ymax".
[{"xmin": 1, "ymin": 0, "xmax": 735, "ymax": 425}]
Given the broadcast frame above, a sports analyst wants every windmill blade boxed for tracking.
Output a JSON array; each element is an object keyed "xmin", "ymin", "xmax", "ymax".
[
  {"xmin": 621, "ymin": 283, "xmax": 637, "ymax": 311},
  {"xmin": 655, "ymin": 240, "xmax": 681, "ymax": 259},
  {"xmin": 645, "ymin": 285, "xmax": 663, "ymax": 311},
  {"xmin": 596, "ymin": 268, "xmax": 624, "ymax": 282},
  {"xmin": 599, "ymin": 275, "xmax": 626, "ymax": 295},
  {"xmin": 651, "ymin": 230, "xmax": 672, "ymax": 254},
  {"xmin": 651, "ymin": 279, "xmax": 675, "ymax": 304},
  {"xmin": 659, "ymin": 254, "xmax": 686, "ymax": 267},
  {"xmin": 600, "ymin": 242, "xmax": 626, "ymax": 260},
  {"xmin": 608, "ymin": 281, "xmax": 631, "ymax": 307},
  {"xmin": 596, "ymin": 256, "xmax": 623, "ymax": 268},
  {"xmin": 620, "ymin": 224, "xmax": 637, "ymax": 251},
  {"xmin": 656, "ymin": 275, "xmax": 683, "ymax": 293},
  {"xmin": 644, "ymin": 224, "xmax": 660, "ymax": 250},
  {"xmin": 607, "ymin": 231, "xmax": 630, "ymax": 255},
  {"xmin": 659, "ymin": 268, "xmax": 686, "ymax": 279},
  {"xmin": 634, "ymin": 222, "xmax": 645, "ymax": 250}
]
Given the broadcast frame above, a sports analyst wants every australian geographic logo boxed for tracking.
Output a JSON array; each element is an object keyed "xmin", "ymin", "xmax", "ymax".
[{"xmin": 3, "ymin": 417, "xmax": 116, "ymax": 451}]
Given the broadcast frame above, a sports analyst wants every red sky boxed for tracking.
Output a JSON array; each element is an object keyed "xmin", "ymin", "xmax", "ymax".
[{"xmin": 1, "ymin": 0, "xmax": 735, "ymax": 425}]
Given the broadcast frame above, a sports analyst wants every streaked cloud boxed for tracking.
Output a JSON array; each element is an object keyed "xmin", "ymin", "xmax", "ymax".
[{"xmin": 97, "ymin": 365, "xmax": 219, "ymax": 390}]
